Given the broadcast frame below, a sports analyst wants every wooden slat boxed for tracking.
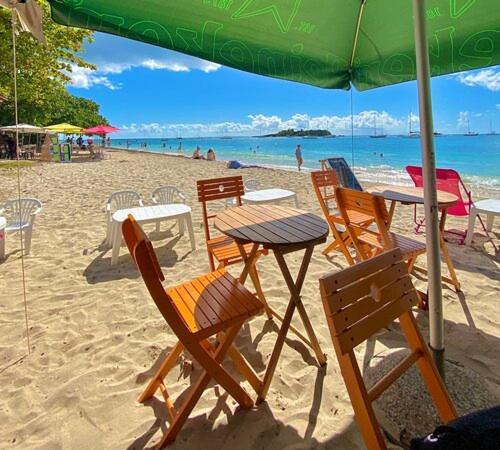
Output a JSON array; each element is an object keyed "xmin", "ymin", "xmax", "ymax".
[
  {"xmin": 329, "ymin": 275, "xmax": 414, "ymax": 334},
  {"xmin": 320, "ymin": 249, "xmax": 402, "ymax": 293},
  {"xmin": 335, "ymin": 291, "xmax": 419, "ymax": 354},
  {"xmin": 216, "ymin": 212, "xmax": 269, "ymax": 243},
  {"xmin": 175, "ymin": 284, "xmax": 220, "ymax": 327},
  {"xmin": 197, "ymin": 272, "xmax": 248, "ymax": 316},
  {"xmin": 367, "ymin": 349, "xmax": 422, "ymax": 402},
  {"xmin": 239, "ymin": 205, "xmax": 316, "ymax": 241},
  {"xmin": 184, "ymin": 278, "xmax": 233, "ymax": 323},
  {"xmin": 205, "ymin": 271, "xmax": 256, "ymax": 315},
  {"xmin": 167, "ymin": 287, "xmax": 205, "ymax": 332}
]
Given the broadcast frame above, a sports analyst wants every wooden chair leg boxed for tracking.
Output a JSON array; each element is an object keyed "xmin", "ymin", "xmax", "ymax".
[
  {"xmin": 248, "ymin": 263, "xmax": 272, "ymax": 319},
  {"xmin": 337, "ymin": 350, "xmax": 387, "ymax": 450},
  {"xmin": 399, "ymin": 313, "xmax": 457, "ymax": 423},
  {"xmin": 439, "ymin": 237, "xmax": 461, "ymax": 292},
  {"xmin": 138, "ymin": 341, "xmax": 184, "ymax": 403},
  {"xmin": 227, "ymin": 344, "xmax": 263, "ymax": 393},
  {"xmin": 158, "ymin": 322, "xmax": 252, "ymax": 448}
]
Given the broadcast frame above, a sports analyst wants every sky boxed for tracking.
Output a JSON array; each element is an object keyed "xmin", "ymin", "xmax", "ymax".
[{"xmin": 67, "ymin": 32, "xmax": 500, "ymax": 138}]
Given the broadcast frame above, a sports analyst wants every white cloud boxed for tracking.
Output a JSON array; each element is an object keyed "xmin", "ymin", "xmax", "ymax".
[
  {"xmin": 65, "ymin": 65, "xmax": 122, "ymax": 90},
  {"xmin": 69, "ymin": 32, "xmax": 222, "ymax": 89},
  {"xmin": 458, "ymin": 111, "xmax": 469, "ymax": 128},
  {"xmin": 117, "ymin": 111, "xmax": 405, "ymax": 137},
  {"xmin": 497, "ymin": 104, "xmax": 500, "ymax": 110},
  {"xmin": 457, "ymin": 69, "xmax": 500, "ymax": 91}
]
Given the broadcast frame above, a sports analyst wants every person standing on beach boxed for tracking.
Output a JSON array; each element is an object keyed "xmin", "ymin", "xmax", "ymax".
[{"xmin": 295, "ymin": 144, "xmax": 303, "ymax": 171}]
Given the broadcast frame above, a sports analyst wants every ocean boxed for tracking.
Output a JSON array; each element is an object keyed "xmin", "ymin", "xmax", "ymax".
[{"xmin": 110, "ymin": 135, "xmax": 500, "ymax": 193}]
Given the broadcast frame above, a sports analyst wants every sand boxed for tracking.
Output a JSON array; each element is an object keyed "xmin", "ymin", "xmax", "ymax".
[{"xmin": 0, "ymin": 150, "xmax": 498, "ymax": 449}]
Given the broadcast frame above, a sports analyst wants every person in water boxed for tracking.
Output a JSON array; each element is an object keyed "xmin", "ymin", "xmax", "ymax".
[
  {"xmin": 206, "ymin": 148, "xmax": 216, "ymax": 161},
  {"xmin": 295, "ymin": 144, "xmax": 303, "ymax": 171}
]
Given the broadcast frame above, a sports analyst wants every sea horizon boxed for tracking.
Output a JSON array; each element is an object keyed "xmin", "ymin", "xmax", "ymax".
[{"xmin": 110, "ymin": 134, "xmax": 500, "ymax": 194}]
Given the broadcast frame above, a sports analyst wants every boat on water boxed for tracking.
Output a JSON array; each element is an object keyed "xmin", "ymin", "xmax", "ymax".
[
  {"xmin": 486, "ymin": 119, "xmax": 497, "ymax": 135},
  {"xmin": 370, "ymin": 116, "xmax": 387, "ymax": 138},
  {"xmin": 464, "ymin": 117, "xmax": 478, "ymax": 136}
]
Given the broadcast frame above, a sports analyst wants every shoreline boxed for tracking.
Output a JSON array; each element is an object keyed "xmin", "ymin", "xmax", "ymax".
[{"xmin": 108, "ymin": 146, "xmax": 500, "ymax": 198}]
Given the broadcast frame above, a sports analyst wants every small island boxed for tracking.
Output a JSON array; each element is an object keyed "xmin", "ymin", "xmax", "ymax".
[{"xmin": 261, "ymin": 128, "xmax": 333, "ymax": 137}]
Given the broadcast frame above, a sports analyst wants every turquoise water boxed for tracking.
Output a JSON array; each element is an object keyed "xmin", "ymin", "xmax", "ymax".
[{"xmin": 110, "ymin": 135, "xmax": 500, "ymax": 191}]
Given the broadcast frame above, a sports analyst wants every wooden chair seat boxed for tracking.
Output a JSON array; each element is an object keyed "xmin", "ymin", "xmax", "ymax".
[
  {"xmin": 207, "ymin": 235, "xmax": 267, "ymax": 266},
  {"xmin": 167, "ymin": 268, "xmax": 264, "ymax": 339},
  {"xmin": 358, "ymin": 231, "xmax": 427, "ymax": 260}
]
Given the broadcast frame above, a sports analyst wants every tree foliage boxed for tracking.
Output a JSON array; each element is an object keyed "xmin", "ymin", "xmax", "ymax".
[{"xmin": 0, "ymin": 1, "xmax": 107, "ymax": 127}]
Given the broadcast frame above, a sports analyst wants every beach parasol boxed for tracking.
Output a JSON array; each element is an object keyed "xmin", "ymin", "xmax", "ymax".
[
  {"xmin": 0, "ymin": 123, "xmax": 46, "ymax": 133},
  {"xmin": 46, "ymin": 123, "xmax": 83, "ymax": 134},
  {"xmin": 82, "ymin": 125, "xmax": 119, "ymax": 135},
  {"xmin": 47, "ymin": 0, "xmax": 500, "ymax": 372}
]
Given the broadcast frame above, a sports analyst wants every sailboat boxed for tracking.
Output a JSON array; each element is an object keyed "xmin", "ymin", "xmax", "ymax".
[
  {"xmin": 370, "ymin": 115, "xmax": 387, "ymax": 138},
  {"xmin": 220, "ymin": 126, "xmax": 232, "ymax": 139},
  {"xmin": 464, "ymin": 117, "xmax": 478, "ymax": 136},
  {"xmin": 407, "ymin": 113, "xmax": 420, "ymax": 138},
  {"xmin": 486, "ymin": 118, "xmax": 497, "ymax": 136}
]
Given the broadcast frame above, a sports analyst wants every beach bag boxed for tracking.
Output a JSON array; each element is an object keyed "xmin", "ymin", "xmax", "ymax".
[
  {"xmin": 227, "ymin": 160, "xmax": 242, "ymax": 169},
  {"xmin": 410, "ymin": 405, "xmax": 500, "ymax": 450}
]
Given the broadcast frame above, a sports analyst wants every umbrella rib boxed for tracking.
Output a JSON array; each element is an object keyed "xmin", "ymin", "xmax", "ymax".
[{"xmin": 349, "ymin": 0, "xmax": 367, "ymax": 71}]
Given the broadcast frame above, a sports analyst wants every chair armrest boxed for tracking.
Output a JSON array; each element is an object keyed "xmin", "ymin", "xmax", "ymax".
[{"xmin": 177, "ymin": 191, "xmax": 186, "ymax": 203}]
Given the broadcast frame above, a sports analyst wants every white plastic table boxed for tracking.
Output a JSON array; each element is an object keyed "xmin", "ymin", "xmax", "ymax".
[
  {"xmin": 466, "ymin": 199, "xmax": 500, "ymax": 246},
  {"xmin": 242, "ymin": 188, "xmax": 299, "ymax": 207},
  {"xmin": 0, "ymin": 216, "xmax": 6, "ymax": 260},
  {"xmin": 110, "ymin": 204, "xmax": 195, "ymax": 265}
]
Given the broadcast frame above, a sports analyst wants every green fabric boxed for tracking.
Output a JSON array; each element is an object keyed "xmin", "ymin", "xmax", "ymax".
[{"xmin": 48, "ymin": 0, "xmax": 499, "ymax": 90}]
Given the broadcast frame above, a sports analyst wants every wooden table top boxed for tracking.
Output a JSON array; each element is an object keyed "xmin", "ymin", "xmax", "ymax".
[
  {"xmin": 215, "ymin": 204, "xmax": 328, "ymax": 248},
  {"xmin": 369, "ymin": 185, "xmax": 458, "ymax": 207}
]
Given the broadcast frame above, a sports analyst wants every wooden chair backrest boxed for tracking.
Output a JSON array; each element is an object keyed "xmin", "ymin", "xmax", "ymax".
[
  {"xmin": 311, "ymin": 170, "xmax": 340, "ymax": 219},
  {"xmin": 319, "ymin": 248, "xmax": 457, "ymax": 449},
  {"xmin": 320, "ymin": 248, "xmax": 418, "ymax": 355},
  {"xmin": 197, "ymin": 176, "xmax": 244, "ymax": 241},
  {"xmin": 335, "ymin": 187, "xmax": 392, "ymax": 251},
  {"xmin": 132, "ymin": 238, "xmax": 189, "ymax": 340},
  {"xmin": 122, "ymin": 214, "xmax": 165, "ymax": 282}
]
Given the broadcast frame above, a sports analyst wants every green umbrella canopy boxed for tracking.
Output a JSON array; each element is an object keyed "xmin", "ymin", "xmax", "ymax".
[{"xmin": 48, "ymin": 0, "xmax": 498, "ymax": 90}]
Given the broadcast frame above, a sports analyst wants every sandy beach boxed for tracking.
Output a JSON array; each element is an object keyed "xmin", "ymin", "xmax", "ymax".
[{"xmin": 1, "ymin": 150, "xmax": 499, "ymax": 449}]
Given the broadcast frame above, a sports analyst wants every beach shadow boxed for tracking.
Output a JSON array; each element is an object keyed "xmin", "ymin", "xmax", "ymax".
[{"xmin": 84, "ymin": 235, "xmax": 190, "ymax": 284}]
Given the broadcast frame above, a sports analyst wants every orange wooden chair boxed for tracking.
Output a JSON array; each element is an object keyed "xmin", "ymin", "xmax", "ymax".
[
  {"xmin": 335, "ymin": 187, "xmax": 426, "ymax": 273},
  {"xmin": 311, "ymin": 170, "xmax": 372, "ymax": 264},
  {"xmin": 319, "ymin": 248, "xmax": 457, "ymax": 450},
  {"xmin": 197, "ymin": 175, "xmax": 271, "ymax": 317},
  {"xmin": 122, "ymin": 215, "xmax": 265, "ymax": 448}
]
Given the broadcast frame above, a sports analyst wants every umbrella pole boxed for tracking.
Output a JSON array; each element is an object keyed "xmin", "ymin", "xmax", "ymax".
[{"xmin": 412, "ymin": 0, "xmax": 445, "ymax": 376}]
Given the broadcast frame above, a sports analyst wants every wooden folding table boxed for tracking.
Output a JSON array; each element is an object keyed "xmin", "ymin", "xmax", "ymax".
[
  {"xmin": 369, "ymin": 185, "xmax": 461, "ymax": 291},
  {"xmin": 215, "ymin": 204, "xmax": 329, "ymax": 402}
]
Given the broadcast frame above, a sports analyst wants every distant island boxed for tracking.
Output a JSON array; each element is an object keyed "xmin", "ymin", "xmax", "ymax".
[{"xmin": 261, "ymin": 128, "xmax": 332, "ymax": 138}]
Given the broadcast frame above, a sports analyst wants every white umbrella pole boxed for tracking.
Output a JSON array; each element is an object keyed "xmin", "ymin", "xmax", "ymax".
[{"xmin": 412, "ymin": 0, "xmax": 444, "ymax": 375}]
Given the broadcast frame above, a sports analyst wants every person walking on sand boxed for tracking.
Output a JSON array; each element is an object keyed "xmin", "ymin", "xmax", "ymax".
[{"xmin": 295, "ymin": 144, "xmax": 303, "ymax": 171}]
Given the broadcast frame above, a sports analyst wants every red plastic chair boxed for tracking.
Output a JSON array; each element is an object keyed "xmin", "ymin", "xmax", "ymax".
[{"xmin": 406, "ymin": 166, "xmax": 489, "ymax": 244}]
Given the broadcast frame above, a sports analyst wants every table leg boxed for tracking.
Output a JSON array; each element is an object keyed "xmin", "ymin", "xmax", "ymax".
[
  {"xmin": 439, "ymin": 210, "xmax": 461, "ymax": 291},
  {"xmin": 466, "ymin": 207, "xmax": 477, "ymax": 246},
  {"xmin": 387, "ymin": 200, "xmax": 397, "ymax": 227},
  {"xmin": 110, "ymin": 221, "xmax": 122, "ymax": 265},
  {"xmin": 185, "ymin": 214, "xmax": 196, "ymax": 251},
  {"xmin": 486, "ymin": 214, "xmax": 494, "ymax": 232},
  {"xmin": 257, "ymin": 245, "xmax": 326, "ymax": 404},
  {"xmin": 294, "ymin": 195, "xmax": 299, "ymax": 208}
]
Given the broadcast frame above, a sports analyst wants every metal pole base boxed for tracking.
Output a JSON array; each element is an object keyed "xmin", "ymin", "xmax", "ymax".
[{"xmin": 429, "ymin": 343, "xmax": 445, "ymax": 379}]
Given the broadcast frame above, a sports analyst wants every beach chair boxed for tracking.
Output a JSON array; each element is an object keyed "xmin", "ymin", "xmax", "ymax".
[
  {"xmin": 406, "ymin": 166, "xmax": 489, "ymax": 244},
  {"xmin": 105, "ymin": 190, "xmax": 143, "ymax": 246},
  {"xmin": 197, "ymin": 176, "xmax": 271, "ymax": 317},
  {"xmin": 320, "ymin": 157, "xmax": 363, "ymax": 191},
  {"xmin": 1, "ymin": 198, "xmax": 42, "ymax": 255},
  {"xmin": 122, "ymin": 215, "xmax": 264, "ymax": 447},
  {"xmin": 335, "ymin": 187, "xmax": 426, "ymax": 274},
  {"xmin": 151, "ymin": 185, "xmax": 186, "ymax": 232},
  {"xmin": 319, "ymin": 248, "xmax": 457, "ymax": 450},
  {"xmin": 311, "ymin": 170, "xmax": 373, "ymax": 263}
]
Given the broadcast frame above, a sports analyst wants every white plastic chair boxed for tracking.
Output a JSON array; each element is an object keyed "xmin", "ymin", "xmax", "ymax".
[
  {"xmin": 151, "ymin": 185, "xmax": 186, "ymax": 232},
  {"xmin": 1, "ymin": 198, "xmax": 42, "ymax": 255},
  {"xmin": 245, "ymin": 179, "xmax": 261, "ymax": 192},
  {"xmin": 105, "ymin": 190, "xmax": 143, "ymax": 246}
]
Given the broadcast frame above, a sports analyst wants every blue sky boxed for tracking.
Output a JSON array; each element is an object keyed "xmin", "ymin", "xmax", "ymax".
[{"xmin": 67, "ymin": 32, "xmax": 500, "ymax": 138}]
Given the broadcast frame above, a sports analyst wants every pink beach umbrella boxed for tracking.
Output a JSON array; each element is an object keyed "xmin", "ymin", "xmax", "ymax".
[{"xmin": 82, "ymin": 125, "xmax": 119, "ymax": 136}]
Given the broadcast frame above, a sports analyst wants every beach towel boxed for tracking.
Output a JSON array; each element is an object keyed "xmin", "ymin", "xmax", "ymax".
[
  {"xmin": 326, "ymin": 157, "xmax": 363, "ymax": 191},
  {"xmin": 227, "ymin": 160, "xmax": 260, "ymax": 169}
]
